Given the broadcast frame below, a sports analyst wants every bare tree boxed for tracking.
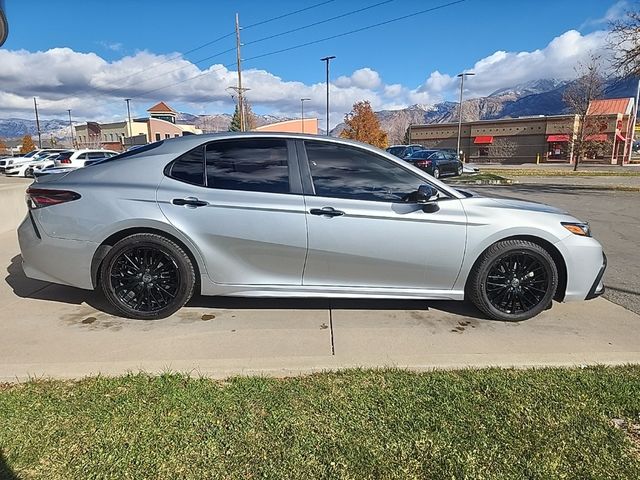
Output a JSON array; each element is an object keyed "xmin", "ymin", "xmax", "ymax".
[
  {"xmin": 563, "ymin": 56, "xmax": 605, "ymax": 171},
  {"xmin": 609, "ymin": 8, "xmax": 640, "ymax": 78}
]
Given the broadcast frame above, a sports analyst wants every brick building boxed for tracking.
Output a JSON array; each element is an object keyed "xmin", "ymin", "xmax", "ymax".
[{"xmin": 408, "ymin": 97, "xmax": 634, "ymax": 165}]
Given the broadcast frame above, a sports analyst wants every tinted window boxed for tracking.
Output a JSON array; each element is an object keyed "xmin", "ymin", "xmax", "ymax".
[
  {"xmin": 88, "ymin": 152, "xmax": 108, "ymax": 159},
  {"xmin": 305, "ymin": 141, "xmax": 423, "ymax": 202},
  {"xmin": 78, "ymin": 153, "xmax": 88, "ymax": 160},
  {"xmin": 387, "ymin": 147, "xmax": 407, "ymax": 157},
  {"xmin": 169, "ymin": 146, "xmax": 205, "ymax": 185},
  {"xmin": 205, "ymin": 139, "xmax": 290, "ymax": 194}
]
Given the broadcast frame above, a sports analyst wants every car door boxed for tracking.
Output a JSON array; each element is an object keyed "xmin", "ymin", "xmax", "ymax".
[
  {"xmin": 299, "ymin": 140, "xmax": 467, "ymax": 290},
  {"xmin": 157, "ymin": 137, "xmax": 308, "ymax": 286}
]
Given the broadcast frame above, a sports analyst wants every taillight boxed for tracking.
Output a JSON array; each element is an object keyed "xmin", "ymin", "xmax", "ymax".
[
  {"xmin": 26, "ymin": 187, "xmax": 81, "ymax": 209},
  {"xmin": 416, "ymin": 160, "xmax": 432, "ymax": 168},
  {"xmin": 61, "ymin": 158, "xmax": 71, "ymax": 164}
]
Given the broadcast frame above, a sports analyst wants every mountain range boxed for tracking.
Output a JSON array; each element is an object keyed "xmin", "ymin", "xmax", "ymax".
[{"xmin": 1, "ymin": 77, "xmax": 636, "ymax": 142}]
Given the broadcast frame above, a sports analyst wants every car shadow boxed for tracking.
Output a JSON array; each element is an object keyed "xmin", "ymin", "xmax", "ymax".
[
  {"xmin": 0, "ymin": 449, "xmax": 19, "ymax": 480},
  {"xmin": 5, "ymin": 254, "xmax": 487, "ymax": 320}
]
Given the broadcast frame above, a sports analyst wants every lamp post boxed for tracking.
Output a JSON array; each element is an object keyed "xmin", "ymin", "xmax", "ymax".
[
  {"xmin": 320, "ymin": 56, "xmax": 335, "ymax": 135},
  {"xmin": 125, "ymin": 98, "xmax": 133, "ymax": 148},
  {"xmin": 456, "ymin": 72, "xmax": 475, "ymax": 162},
  {"xmin": 67, "ymin": 109, "xmax": 75, "ymax": 148},
  {"xmin": 300, "ymin": 98, "xmax": 311, "ymax": 133}
]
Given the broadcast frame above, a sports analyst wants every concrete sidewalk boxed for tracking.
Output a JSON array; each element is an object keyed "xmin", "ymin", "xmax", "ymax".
[{"xmin": 2, "ymin": 229, "xmax": 640, "ymax": 381}]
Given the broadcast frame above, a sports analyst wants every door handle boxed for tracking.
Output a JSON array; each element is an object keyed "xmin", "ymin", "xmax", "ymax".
[
  {"xmin": 172, "ymin": 197, "xmax": 209, "ymax": 207},
  {"xmin": 310, "ymin": 207, "xmax": 345, "ymax": 217}
]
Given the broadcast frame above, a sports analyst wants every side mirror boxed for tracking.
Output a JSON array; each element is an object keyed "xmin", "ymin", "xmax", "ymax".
[
  {"xmin": 415, "ymin": 184, "xmax": 438, "ymax": 204},
  {"xmin": 404, "ymin": 184, "xmax": 438, "ymax": 204}
]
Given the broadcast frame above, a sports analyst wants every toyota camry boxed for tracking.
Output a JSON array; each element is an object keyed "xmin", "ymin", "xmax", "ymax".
[{"xmin": 18, "ymin": 133, "xmax": 606, "ymax": 321}]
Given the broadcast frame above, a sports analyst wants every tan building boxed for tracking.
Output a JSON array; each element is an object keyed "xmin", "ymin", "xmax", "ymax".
[
  {"xmin": 254, "ymin": 118, "xmax": 318, "ymax": 134},
  {"xmin": 409, "ymin": 97, "xmax": 634, "ymax": 165},
  {"xmin": 75, "ymin": 101, "xmax": 202, "ymax": 151}
]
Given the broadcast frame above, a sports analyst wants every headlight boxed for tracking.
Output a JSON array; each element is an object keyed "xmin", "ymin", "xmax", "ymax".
[
  {"xmin": 562, "ymin": 222, "xmax": 591, "ymax": 237},
  {"xmin": 7, "ymin": 160, "xmax": 12, "ymax": 165}
]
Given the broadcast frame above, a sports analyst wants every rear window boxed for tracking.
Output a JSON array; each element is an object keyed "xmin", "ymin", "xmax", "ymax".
[
  {"xmin": 387, "ymin": 147, "xmax": 406, "ymax": 156},
  {"xmin": 167, "ymin": 146, "xmax": 205, "ymax": 186},
  {"xmin": 96, "ymin": 141, "xmax": 165, "ymax": 164}
]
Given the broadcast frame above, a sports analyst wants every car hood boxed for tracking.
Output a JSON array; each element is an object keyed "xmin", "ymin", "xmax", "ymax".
[{"xmin": 476, "ymin": 196, "xmax": 569, "ymax": 215}]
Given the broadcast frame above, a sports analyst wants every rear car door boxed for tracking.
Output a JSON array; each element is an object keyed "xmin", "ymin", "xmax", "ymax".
[
  {"xmin": 299, "ymin": 140, "xmax": 467, "ymax": 290},
  {"xmin": 157, "ymin": 138, "xmax": 308, "ymax": 286}
]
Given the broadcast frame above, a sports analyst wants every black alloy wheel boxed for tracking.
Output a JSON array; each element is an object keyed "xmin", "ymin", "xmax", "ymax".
[
  {"xmin": 468, "ymin": 240, "xmax": 558, "ymax": 321},
  {"xmin": 100, "ymin": 233, "xmax": 195, "ymax": 319}
]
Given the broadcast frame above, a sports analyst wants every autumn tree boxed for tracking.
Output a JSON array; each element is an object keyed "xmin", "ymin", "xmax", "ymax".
[
  {"xmin": 0, "ymin": 138, "xmax": 8, "ymax": 155},
  {"xmin": 19, "ymin": 135, "xmax": 36, "ymax": 154},
  {"xmin": 609, "ymin": 8, "xmax": 640, "ymax": 78},
  {"xmin": 563, "ymin": 56, "xmax": 607, "ymax": 170},
  {"xmin": 339, "ymin": 100, "xmax": 388, "ymax": 148}
]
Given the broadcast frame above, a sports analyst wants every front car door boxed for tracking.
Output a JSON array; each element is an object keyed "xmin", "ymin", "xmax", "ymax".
[
  {"xmin": 157, "ymin": 137, "xmax": 308, "ymax": 286},
  {"xmin": 299, "ymin": 139, "xmax": 467, "ymax": 292}
]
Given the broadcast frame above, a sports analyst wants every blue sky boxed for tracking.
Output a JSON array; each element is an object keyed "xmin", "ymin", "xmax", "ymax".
[{"xmin": 0, "ymin": 0, "xmax": 628, "ymax": 125}]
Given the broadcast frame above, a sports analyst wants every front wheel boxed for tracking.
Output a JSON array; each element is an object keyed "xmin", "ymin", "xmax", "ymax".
[
  {"xmin": 467, "ymin": 240, "xmax": 558, "ymax": 321},
  {"xmin": 456, "ymin": 165, "xmax": 463, "ymax": 176},
  {"xmin": 99, "ymin": 233, "xmax": 195, "ymax": 319},
  {"xmin": 432, "ymin": 167, "xmax": 440, "ymax": 179}
]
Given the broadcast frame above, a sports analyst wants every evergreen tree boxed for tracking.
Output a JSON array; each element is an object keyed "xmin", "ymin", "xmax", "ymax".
[
  {"xmin": 339, "ymin": 101, "xmax": 388, "ymax": 149},
  {"xmin": 229, "ymin": 104, "xmax": 242, "ymax": 132}
]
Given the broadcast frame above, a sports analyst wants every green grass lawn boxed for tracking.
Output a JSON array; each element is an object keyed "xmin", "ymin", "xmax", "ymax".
[
  {"xmin": 1, "ymin": 367, "xmax": 640, "ymax": 479},
  {"xmin": 446, "ymin": 172, "xmax": 511, "ymax": 183},
  {"xmin": 482, "ymin": 168, "xmax": 640, "ymax": 177}
]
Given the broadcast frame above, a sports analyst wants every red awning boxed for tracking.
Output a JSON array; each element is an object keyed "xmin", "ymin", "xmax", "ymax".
[
  {"xmin": 474, "ymin": 136, "xmax": 494, "ymax": 144},
  {"xmin": 616, "ymin": 132, "xmax": 626, "ymax": 142},
  {"xmin": 585, "ymin": 134, "xmax": 607, "ymax": 142},
  {"xmin": 546, "ymin": 134, "xmax": 570, "ymax": 142}
]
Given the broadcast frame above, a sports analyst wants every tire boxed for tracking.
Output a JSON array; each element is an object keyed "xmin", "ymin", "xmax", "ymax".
[
  {"xmin": 432, "ymin": 167, "xmax": 440, "ymax": 179},
  {"xmin": 467, "ymin": 240, "xmax": 558, "ymax": 322},
  {"xmin": 456, "ymin": 165, "xmax": 463, "ymax": 176},
  {"xmin": 25, "ymin": 167, "xmax": 33, "ymax": 178},
  {"xmin": 99, "ymin": 233, "xmax": 195, "ymax": 319}
]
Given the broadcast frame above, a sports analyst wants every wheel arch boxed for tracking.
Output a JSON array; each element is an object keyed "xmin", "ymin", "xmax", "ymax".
[
  {"xmin": 91, "ymin": 227, "xmax": 203, "ymax": 292},
  {"xmin": 465, "ymin": 234, "xmax": 567, "ymax": 302}
]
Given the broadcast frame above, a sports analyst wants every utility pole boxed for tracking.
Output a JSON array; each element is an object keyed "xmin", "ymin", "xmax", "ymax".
[
  {"xmin": 235, "ymin": 13, "xmax": 246, "ymax": 132},
  {"xmin": 33, "ymin": 97, "xmax": 42, "ymax": 149},
  {"xmin": 628, "ymin": 78, "xmax": 640, "ymax": 164},
  {"xmin": 320, "ymin": 56, "xmax": 335, "ymax": 136},
  {"xmin": 456, "ymin": 72, "xmax": 475, "ymax": 163},
  {"xmin": 125, "ymin": 98, "xmax": 133, "ymax": 147},
  {"xmin": 67, "ymin": 109, "xmax": 75, "ymax": 148},
  {"xmin": 300, "ymin": 98, "xmax": 310, "ymax": 133}
]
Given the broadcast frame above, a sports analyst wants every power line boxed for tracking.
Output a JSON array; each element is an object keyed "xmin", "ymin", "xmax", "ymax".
[
  {"xmin": 123, "ymin": 0, "xmax": 466, "ymax": 101},
  {"xmin": 102, "ymin": 0, "xmax": 337, "ymax": 87},
  {"xmin": 104, "ymin": 0, "xmax": 393, "ymax": 96}
]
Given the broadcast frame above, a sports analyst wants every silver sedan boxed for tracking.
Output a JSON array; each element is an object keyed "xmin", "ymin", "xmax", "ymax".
[{"xmin": 18, "ymin": 133, "xmax": 606, "ymax": 321}]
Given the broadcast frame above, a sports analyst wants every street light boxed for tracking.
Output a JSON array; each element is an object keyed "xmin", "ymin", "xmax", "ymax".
[
  {"xmin": 125, "ymin": 98, "xmax": 133, "ymax": 148},
  {"xmin": 300, "ymin": 98, "xmax": 311, "ymax": 133},
  {"xmin": 456, "ymin": 72, "xmax": 475, "ymax": 163},
  {"xmin": 67, "ymin": 109, "xmax": 75, "ymax": 148},
  {"xmin": 320, "ymin": 56, "xmax": 336, "ymax": 136}
]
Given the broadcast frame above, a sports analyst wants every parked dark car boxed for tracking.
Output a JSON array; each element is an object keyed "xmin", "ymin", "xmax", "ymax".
[
  {"xmin": 406, "ymin": 149, "xmax": 463, "ymax": 178},
  {"xmin": 386, "ymin": 144, "xmax": 425, "ymax": 159}
]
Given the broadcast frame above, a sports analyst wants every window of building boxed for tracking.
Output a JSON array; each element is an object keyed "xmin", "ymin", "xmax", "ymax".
[
  {"xmin": 478, "ymin": 147, "xmax": 489, "ymax": 157},
  {"xmin": 155, "ymin": 133, "xmax": 161, "ymax": 141},
  {"xmin": 174, "ymin": 134, "xmax": 180, "ymax": 138},
  {"xmin": 165, "ymin": 133, "xmax": 171, "ymax": 139},
  {"xmin": 304, "ymin": 140, "xmax": 424, "ymax": 203},
  {"xmin": 204, "ymin": 139, "xmax": 290, "ymax": 194}
]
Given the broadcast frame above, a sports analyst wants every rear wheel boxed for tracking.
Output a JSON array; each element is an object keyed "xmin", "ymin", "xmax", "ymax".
[
  {"xmin": 100, "ymin": 233, "xmax": 195, "ymax": 319},
  {"xmin": 467, "ymin": 240, "xmax": 558, "ymax": 321},
  {"xmin": 432, "ymin": 167, "xmax": 440, "ymax": 179},
  {"xmin": 456, "ymin": 165, "xmax": 463, "ymax": 176}
]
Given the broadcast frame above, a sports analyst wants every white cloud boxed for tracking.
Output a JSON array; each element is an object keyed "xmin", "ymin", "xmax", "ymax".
[
  {"xmin": 0, "ymin": 27, "xmax": 614, "ymax": 128},
  {"xmin": 580, "ymin": 0, "xmax": 629, "ymax": 29}
]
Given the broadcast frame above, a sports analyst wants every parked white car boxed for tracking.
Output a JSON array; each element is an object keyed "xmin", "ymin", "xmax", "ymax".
[
  {"xmin": 5, "ymin": 152, "xmax": 67, "ymax": 177},
  {"xmin": 54, "ymin": 149, "xmax": 118, "ymax": 168}
]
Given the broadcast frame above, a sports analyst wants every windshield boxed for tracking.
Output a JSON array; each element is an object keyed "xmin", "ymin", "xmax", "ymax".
[
  {"xmin": 387, "ymin": 147, "xmax": 407, "ymax": 156},
  {"xmin": 85, "ymin": 141, "xmax": 165, "ymax": 167}
]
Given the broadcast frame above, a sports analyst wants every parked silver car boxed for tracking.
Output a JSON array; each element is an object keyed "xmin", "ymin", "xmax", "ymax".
[{"xmin": 18, "ymin": 133, "xmax": 605, "ymax": 321}]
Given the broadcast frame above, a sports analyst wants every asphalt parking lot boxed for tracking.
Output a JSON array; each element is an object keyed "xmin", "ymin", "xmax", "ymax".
[
  {"xmin": 472, "ymin": 184, "xmax": 640, "ymax": 315},
  {"xmin": 1, "ymin": 176, "xmax": 639, "ymax": 380}
]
